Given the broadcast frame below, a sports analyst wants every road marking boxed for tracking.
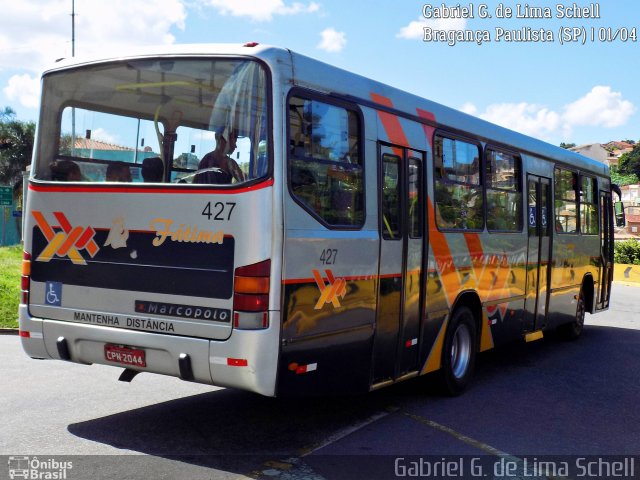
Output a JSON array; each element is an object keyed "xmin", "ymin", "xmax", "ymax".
[
  {"xmin": 298, "ymin": 407, "xmax": 396, "ymax": 457},
  {"xmin": 403, "ymin": 411, "xmax": 562, "ymax": 480},
  {"xmin": 403, "ymin": 410, "xmax": 509, "ymax": 456},
  {"xmin": 248, "ymin": 407, "xmax": 395, "ymax": 479},
  {"xmin": 250, "ymin": 407, "xmax": 560, "ymax": 479}
]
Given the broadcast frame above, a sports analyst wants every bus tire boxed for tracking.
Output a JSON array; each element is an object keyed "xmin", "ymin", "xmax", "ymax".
[
  {"xmin": 557, "ymin": 288, "xmax": 585, "ymax": 340},
  {"xmin": 439, "ymin": 306, "xmax": 477, "ymax": 396}
]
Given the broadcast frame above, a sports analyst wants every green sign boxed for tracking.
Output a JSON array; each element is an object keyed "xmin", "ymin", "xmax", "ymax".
[{"xmin": 0, "ymin": 186, "xmax": 12, "ymax": 207}]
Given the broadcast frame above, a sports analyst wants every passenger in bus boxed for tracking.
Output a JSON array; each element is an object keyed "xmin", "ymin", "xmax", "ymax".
[
  {"xmin": 141, "ymin": 157, "xmax": 164, "ymax": 182},
  {"xmin": 194, "ymin": 129, "xmax": 245, "ymax": 184},
  {"xmin": 106, "ymin": 162, "xmax": 132, "ymax": 182},
  {"xmin": 50, "ymin": 160, "xmax": 82, "ymax": 181}
]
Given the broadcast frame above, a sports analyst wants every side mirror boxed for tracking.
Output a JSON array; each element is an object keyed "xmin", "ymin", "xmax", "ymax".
[{"xmin": 614, "ymin": 201, "xmax": 626, "ymax": 228}]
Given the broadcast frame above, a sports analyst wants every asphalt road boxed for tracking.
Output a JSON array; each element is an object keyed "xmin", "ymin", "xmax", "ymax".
[{"xmin": 1, "ymin": 284, "xmax": 639, "ymax": 480}]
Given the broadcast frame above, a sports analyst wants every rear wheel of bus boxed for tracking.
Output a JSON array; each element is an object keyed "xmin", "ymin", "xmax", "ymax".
[
  {"xmin": 557, "ymin": 287, "xmax": 586, "ymax": 340},
  {"xmin": 439, "ymin": 306, "xmax": 477, "ymax": 396}
]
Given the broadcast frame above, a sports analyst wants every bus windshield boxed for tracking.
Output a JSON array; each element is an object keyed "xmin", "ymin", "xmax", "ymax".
[{"xmin": 34, "ymin": 58, "xmax": 270, "ymax": 185}]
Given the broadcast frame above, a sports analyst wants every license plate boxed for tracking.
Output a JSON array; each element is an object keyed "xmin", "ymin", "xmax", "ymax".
[{"xmin": 104, "ymin": 344, "xmax": 146, "ymax": 367}]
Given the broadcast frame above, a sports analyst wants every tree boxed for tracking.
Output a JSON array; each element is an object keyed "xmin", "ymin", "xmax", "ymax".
[
  {"xmin": 559, "ymin": 142, "xmax": 576, "ymax": 149},
  {"xmin": 610, "ymin": 170, "xmax": 639, "ymax": 186},
  {"xmin": 0, "ymin": 107, "xmax": 35, "ymax": 188},
  {"xmin": 617, "ymin": 143, "xmax": 640, "ymax": 177}
]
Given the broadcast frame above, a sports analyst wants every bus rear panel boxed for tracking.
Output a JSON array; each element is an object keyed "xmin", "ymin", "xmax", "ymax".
[{"xmin": 21, "ymin": 48, "xmax": 283, "ymax": 396}]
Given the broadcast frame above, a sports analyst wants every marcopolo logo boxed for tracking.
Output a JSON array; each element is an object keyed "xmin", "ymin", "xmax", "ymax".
[
  {"xmin": 32, "ymin": 211, "xmax": 99, "ymax": 265},
  {"xmin": 135, "ymin": 300, "xmax": 231, "ymax": 322},
  {"xmin": 8, "ymin": 456, "xmax": 73, "ymax": 479}
]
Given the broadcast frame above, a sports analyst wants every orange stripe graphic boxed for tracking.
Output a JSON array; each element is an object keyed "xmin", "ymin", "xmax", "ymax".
[
  {"xmin": 32, "ymin": 211, "xmax": 55, "ymax": 240},
  {"xmin": 37, "ymin": 233, "xmax": 66, "ymax": 262},
  {"xmin": 372, "ymin": 93, "xmax": 462, "ymax": 307},
  {"xmin": 54, "ymin": 211, "xmax": 73, "ymax": 232},
  {"xmin": 32, "ymin": 211, "xmax": 98, "ymax": 265},
  {"xmin": 427, "ymin": 198, "xmax": 462, "ymax": 307},
  {"xmin": 416, "ymin": 108, "xmax": 436, "ymax": 149},
  {"xmin": 312, "ymin": 269, "xmax": 347, "ymax": 309},
  {"xmin": 371, "ymin": 93, "xmax": 495, "ymax": 372},
  {"xmin": 464, "ymin": 233, "xmax": 485, "ymax": 283},
  {"xmin": 57, "ymin": 226, "xmax": 84, "ymax": 256},
  {"xmin": 370, "ymin": 93, "xmax": 410, "ymax": 150},
  {"xmin": 75, "ymin": 227, "xmax": 96, "ymax": 249}
]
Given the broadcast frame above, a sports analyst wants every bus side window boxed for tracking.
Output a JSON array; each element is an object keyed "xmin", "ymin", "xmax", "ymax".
[
  {"xmin": 554, "ymin": 167, "xmax": 578, "ymax": 234},
  {"xmin": 433, "ymin": 135, "xmax": 483, "ymax": 231},
  {"xmin": 382, "ymin": 153, "xmax": 401, "ymax": 239},
  {"xmin": 485, "ymin": 148, "xmax": 522, "ymax": 232},
  {"xmin": 580, "ymin": 175, "xmax": 598, "ymax": 235},
  {"xmin": 288, "ymin": 95, "xmax": 364, "ymax": 227}
]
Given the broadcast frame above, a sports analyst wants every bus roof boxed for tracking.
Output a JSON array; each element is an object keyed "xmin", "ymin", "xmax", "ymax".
[{"xmin": 44, "ymin": 43, "xmax": 608, "ymax": 177}]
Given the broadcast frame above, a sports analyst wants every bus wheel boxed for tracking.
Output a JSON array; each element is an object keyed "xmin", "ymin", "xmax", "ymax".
[
  {"xmin": 558, "ymin": 289, "xmax": 585, "ymax": 340},
  {"xmin": 439, "ymin": 306, "xmax": 477, "ymax": 396}
]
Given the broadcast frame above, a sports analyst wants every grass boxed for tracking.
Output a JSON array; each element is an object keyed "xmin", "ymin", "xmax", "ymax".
[{"xmin": 0, "ymin": 245, "xmax": 22, "ymax": 329}]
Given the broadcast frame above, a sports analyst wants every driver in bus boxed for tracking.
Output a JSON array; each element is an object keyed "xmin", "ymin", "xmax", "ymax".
[{"xmin": 194, "ymin": 127, "xmax": 245, "ymax": 184}]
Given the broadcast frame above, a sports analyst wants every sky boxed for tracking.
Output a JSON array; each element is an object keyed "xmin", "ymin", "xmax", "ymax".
[{"xmin": 0, "ymin": 0, "xmax": 638, "ymax": 147}]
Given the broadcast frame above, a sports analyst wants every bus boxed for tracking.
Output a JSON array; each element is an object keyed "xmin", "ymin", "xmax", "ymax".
[{"xmin": 19, "ymin": 43, "xmax": 623, "ymax": 396}]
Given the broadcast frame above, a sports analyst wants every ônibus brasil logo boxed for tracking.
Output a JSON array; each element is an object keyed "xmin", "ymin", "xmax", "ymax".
[
  {"xmin": 32, "ymin": 211, "xmax": 99, "ymax": 265},
  {"xmin": 8, "ymin": 456, "xmax": 73, "ymax": 479}
]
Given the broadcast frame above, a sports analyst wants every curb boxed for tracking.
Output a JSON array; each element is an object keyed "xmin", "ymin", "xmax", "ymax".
[
  {"xmin": 613, "ymin": 281, "xmax": 640, "ymax": 287},
  {"xmin": 614, "ymin": 264, "xmax": 640, "ymax": 285},
  {"xmin": 0, "ymin": 329, "xmax": 19, "ymax": 335}
]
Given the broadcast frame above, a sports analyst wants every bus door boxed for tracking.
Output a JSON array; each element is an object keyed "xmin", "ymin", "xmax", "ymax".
[
  {"xmin": 596, "ymin": 191, "xmax": 613, "ymax": 310},
  {"xmin": 373, "ymin": 144, "xmax": 424, "ymax": 383},
  {"xmin": 524, "ymin": 175, "xmax": 552, "ymax": 332}
]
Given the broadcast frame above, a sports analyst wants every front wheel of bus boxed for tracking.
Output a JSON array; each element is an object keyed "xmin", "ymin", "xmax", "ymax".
[{"xmin": 439, "ymin": 306, "xmax": 477, "ymax": 396}]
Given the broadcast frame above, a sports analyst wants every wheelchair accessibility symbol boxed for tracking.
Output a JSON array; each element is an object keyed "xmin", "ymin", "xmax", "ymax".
[
  {"xmin": 528, "ymin": 206, "xmax": 537, "ymax": 227},
  {"xmin": 45, "ymin": 282, "xmax": 62, "ymax": 306}
]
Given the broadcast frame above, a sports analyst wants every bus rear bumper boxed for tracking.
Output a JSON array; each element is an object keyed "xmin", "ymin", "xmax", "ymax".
[
  {"xmin": 18, "ymin": 306, "xmax": 280, "ymax": 397},
  {"xmin": 208, "ymin": 320, "xmax": 280, "ymax": 397}
]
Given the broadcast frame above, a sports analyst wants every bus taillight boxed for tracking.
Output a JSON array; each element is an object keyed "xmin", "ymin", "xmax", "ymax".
[
  {"xmin": 21, "ymin": 252, "xmax": 31, "ymax": 305},
  {"xmin": 233, "ymin": 260, "xmax": 270, "ymax": 329}
]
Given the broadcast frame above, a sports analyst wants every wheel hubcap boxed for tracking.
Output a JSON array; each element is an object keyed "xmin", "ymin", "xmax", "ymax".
[{"xmin": 451, "ymin": 324, "xmax": 471, "ymax": 379}]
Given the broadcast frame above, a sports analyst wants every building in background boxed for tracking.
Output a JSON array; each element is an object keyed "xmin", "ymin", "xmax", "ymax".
[
  {"xmin": 570, "ymin": 143, "xmax": 609, "ymax": 165},
  {"xmin": 620, "ymin": 184, "xmax": 640, "ymax": 206}
]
